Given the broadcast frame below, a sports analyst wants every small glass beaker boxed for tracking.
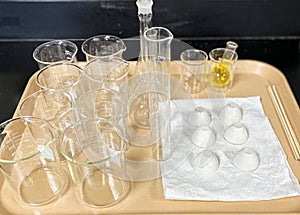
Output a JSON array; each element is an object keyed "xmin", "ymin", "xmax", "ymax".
[
  {"xmin": 0, "ymin": 117, "xmax": 68, "ymax": 206},
  {"xmin": 35, "ymin": 62, "xmax": 83, "ymax": 98},
  {"xmin": 81, "ymin": 35, "xmax": 127, "ymax": 62},
  {"xmin": 19, "ymin": 90, "xmax": 73, "ymax": 161},
  {"xmin": 60, "ymin": 119, "xmax": 131, "ymax": 208},
  {"xmin": 180, "ymin": 49, "xmax": 207, "ymax": 94},
  {"xmin": 19, "ymin": 89, "xmax": 73, "ymax": 135},
  {"xmin": 207, "ymin": 44, "xmax": 238, "ymax": 93},
  {"xmin": 83, "ymin": 57, "xmax": 129, "ymax": 93},
  {"xmin": 33, "ymin": 40, "xmax": 78, "ymax": 69},
  {"xmin": 73, "ymin": 88, "xmax": 128, "ymax": 135}
]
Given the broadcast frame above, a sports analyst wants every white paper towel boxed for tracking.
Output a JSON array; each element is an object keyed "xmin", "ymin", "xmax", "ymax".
[{"xmin": 160, "ymin": 96, "xmax": 300, "ymax": 201}]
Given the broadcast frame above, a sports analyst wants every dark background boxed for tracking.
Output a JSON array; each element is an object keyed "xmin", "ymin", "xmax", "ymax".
[{"xmin": 1, "ymin": 0, "xmax": 300, "ymax": 121}]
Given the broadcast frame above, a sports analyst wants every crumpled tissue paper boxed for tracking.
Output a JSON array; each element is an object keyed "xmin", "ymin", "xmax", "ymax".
[{"xmin": 160, "ymin": 96, "xmax": 300, "ymax": 201}]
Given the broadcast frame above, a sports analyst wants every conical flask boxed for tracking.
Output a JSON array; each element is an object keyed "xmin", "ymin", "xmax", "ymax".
[{"xmin": 135, "ymin": 0, "xmax": 153, "ymax": 74}]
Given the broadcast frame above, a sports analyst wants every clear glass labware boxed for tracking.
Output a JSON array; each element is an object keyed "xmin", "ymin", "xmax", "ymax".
[
  {"xmin": 60, "ymin": 119, "xmax": 131, "ymax": 207},
  {"xmin": 81, "ymin": 35, "xmax": 127, "ymax": 62},
  {"xmin": 134, "ymin": 0, "xmax": 153, "ymax": 75},
  {"xmin": 144, "ymin": 26, "xmax": 173, "ymax": 160},
  {"xmin": 83, "ymin": 57, "xmax": 129, "ymax": 93},
  {"xmin": 33, "ymin": 40, "xmax": 78, "ymax": 69},
  {"xmin": 35, "ymin": 62, "xmax": 83, "ymax": 98},
  {"xmin": 19, "ymin": 89, "xmax": 73, "ymax": 136},
  {"xmin": 127, "ymin": 0, "xmax": 154, "ymax": 128},
  {"xmin": 208, "ymin": 41, "xmax": 238, "ymax": 92},
  {"xmin": 0, "ymin": 117, "xmax": 68, "ymax": 206},
  {"xmin": 180, "ymin": 49, "xmax": 207, "ymax": 94}
]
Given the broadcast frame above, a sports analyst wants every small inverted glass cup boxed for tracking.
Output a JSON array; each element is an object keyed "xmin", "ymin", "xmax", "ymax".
[
  {"xmin": 33, "ymin": 40, "xmax": 78, "ymax": 69},
  {"xmin": 191, "ymin": 125, "xmax": 216, "ymax": 148},
  {"xmin": 224, "ymin": 122, "xmax": 249, "ymax": 145},
  {"xmin": 219, "ymin": 102, "xmax": 243, "ymax": 125},
  {"xmin": 207, "ymin": 48, "xmax": 238, "ymax": 93},
  {"xmin": 191, "ymin": 150, "xmax": 220, "ymax": 175},
  {"xmin": 180, "ymin": 49, "xmax": 207, "ymax": 94},
  {"xmin": 233, "ymin": 147, "xmax": 260, "ymax": 172},
  {"xmin": 187, "ymin": 107, "xmax": 211, "ymax": 127},
  {"xmin": 0, "ymin": 117, "xmax": 68, "ymax": 206},
  {"xmin": 60, "ymin": 119, "xmax": 131, "ymax": 208},
  {"xmin": 36, "ymin": 62, "xmax": 83, "ymax": 98},
  {"xmin": 81, "ymin": 35, "xmax": 126, "ymax": 62}
]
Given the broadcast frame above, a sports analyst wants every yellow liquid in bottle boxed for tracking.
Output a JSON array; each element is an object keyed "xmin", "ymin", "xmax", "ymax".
[{"xmin": 210, "ymin": 61, "xmax": 231, "ymax": 87}]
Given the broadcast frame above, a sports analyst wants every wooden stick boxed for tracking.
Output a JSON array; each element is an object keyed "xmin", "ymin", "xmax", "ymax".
[{"xmin": 267, "ymin": 85, "xmax": 300, "ymax": 160}]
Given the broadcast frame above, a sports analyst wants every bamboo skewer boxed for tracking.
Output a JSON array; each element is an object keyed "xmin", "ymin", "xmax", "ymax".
[{"xmin": 267, "ymin": 85, "xmax": 300, "ymax": 160}]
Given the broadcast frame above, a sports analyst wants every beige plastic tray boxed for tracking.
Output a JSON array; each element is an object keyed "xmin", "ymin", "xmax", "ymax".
[{"xmin": 2, "ymin": 60, "xmax": 300, "ymax": 214}]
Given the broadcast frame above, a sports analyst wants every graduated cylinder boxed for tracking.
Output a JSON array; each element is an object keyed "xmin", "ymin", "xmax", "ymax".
[{"xmin": 143, "ymin": 27, "xmax": 173, "ymax": 160}]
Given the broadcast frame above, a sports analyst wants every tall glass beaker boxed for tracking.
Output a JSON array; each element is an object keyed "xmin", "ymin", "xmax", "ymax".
[{"xmin": 144, "ymin": 27, "xmax": 173, "ymax": 160}]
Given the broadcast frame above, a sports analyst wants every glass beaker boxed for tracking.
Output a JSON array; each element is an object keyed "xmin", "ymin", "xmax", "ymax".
[
  {"xmin": 33, "ymin": 40, "xmax": 78, "ymax": 69},
  {"xmin": 19, "ymin": 89, "xmax": 73, "ymax": 161},
  {"xmin": 180, "ymin": 49, "xmax": 207, "ymax": 94},
  {"xmin": 60, "ymin": 119, "xmax": 131, "ymax": 207},
  {"xmin": 19, "ymin": 89, "xmax": 73, "ymax": 136},
  {"xmin": 81, "ymin": 35, "xmax": 127, "ymax": 62},
  {"xmin": 207, "ymin": 48, "xmax": 238, "ymax": 93},
  {"xmin": 83, "ymin": 57, "xmax": 129, "ymax": 93},
  {"xmin": 144, "ymin": 26, "xmax": 173, "ymax": 160},
  {"xmin": 73, "ymin": 88, "xmax": 128, "ymax": 137},
  {"xmin": 35, "ymin": 62, "xmax": 83, "ymax": 99},
  {"xmin": 207, "ymin": 41, "xmax": 238, "ymax": 93},
  {"xmin": 0, "ymin": 117, "xmax": 68, "ymax": 206}
]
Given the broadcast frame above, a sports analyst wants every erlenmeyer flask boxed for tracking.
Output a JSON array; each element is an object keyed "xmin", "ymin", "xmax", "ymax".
[
  {"xmin": 129, "ymin": 0, "xmax": 153, "ymax": 128},
  {"xmin": 134, "ymin": 0, "xmax": 153, "ymax": 74}
]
